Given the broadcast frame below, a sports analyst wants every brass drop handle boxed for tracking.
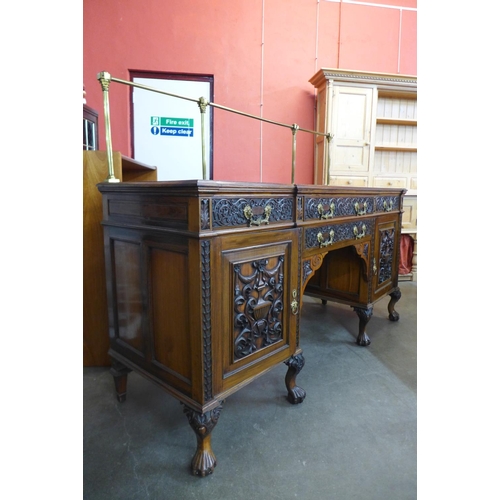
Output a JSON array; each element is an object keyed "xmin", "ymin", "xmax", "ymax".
[
  {"xmin": 317, "ymin": 229, "xmax": 335, "ymax": 248},
  {"xmin": 244, "ymin": 204, "xmax": 272, "ymax": 226},
  {"xmin": 354, "ymin": 201, "xmax": 368, "ymax": 216},
  {"xmin": 318, "ymin": 202, "xmax": 335, "ymax": 219},
  {"xmin": 372, "ymin": 258, "xmax": 377, "ymax": 274},
  {"xmin": 291, "ymin": 289, "xmax": 299, "ymax": 315},
  {"xmin": 353, "ymin": 224, "xmax": 366, "ymax": 240},
  {"xmin": 383, "ymin": 200, "xmax": 393, "ymax": 212}
]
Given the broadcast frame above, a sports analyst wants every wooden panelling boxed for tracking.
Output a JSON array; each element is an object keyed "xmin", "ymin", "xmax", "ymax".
[
  {"xmin": 150, "ymin": 247, "xmax": 192, "ymax": 384},
  {"xmin": 83, "ymin": 151, "xmax": 157, "ymax": 366}
]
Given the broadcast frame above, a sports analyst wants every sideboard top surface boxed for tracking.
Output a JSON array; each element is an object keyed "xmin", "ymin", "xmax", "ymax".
[{"xmin": 98, "ymin": 180, "xmax": 406, "ymax": 198}]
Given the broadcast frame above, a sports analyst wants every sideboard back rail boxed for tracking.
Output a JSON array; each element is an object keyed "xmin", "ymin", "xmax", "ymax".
[{"xmin": 97, "ymin": 71, "xmax": 333, "ymax": 185}]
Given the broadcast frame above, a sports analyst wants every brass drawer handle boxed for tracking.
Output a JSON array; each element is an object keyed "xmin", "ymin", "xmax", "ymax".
[
  {"xmin": 383, "ymin": 200, "xmax": 393, "ymax": 212},
  {"xmin": 291, "ymin": 289, "xmax": 299, "ymax": 315},
  {"xmin": 318, "ymin": 202, "xmax": 335, "ymax": 219},
  {"xmin": 317, "ymin": 229, "xmax": 335, "ymax": 248},
  {"xmin": 353, "ymin": 224, "xmax": 366, "ymax": 240},
  {"xmin": 244, "ymin": 204, "xmax": 272, "ymax": 226},
  {"xmin": 354, "ymin": 201, "xmax": 367, "ymax": 216},
  {"xmin": 372, "ymin": 258, "xmax": 377, "ymax": 274}
]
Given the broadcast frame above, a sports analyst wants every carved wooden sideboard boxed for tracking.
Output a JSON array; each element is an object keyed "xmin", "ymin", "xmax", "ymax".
[{"xmin": 97, "ymin": 180, "xmax": 405, "ymax": 476}]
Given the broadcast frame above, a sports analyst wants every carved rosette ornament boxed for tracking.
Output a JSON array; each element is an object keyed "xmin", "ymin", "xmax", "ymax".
[
  {"xmin": 302, "ymin": 253, "xmax": 327, "ymax": 288},
  {"xmin": 233, "ymin": 256, "xmax": 285, "ymax": 360}
]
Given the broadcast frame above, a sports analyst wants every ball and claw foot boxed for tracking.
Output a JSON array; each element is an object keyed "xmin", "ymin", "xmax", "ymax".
[
  {"xmin": 284, "ymin": 353, "xmax": 306, "ymax": 404},
  {"xmin": 190, "ymin": 449, "xmax": 217, "ymax": 477},
  {"xmin": 287, "ymin": 386, "xmax": 306, "ymax": 405},
  {"xmin": 353, "ymin": 306, "xmax": 373, "ymax": 347},
  {"xmin": 357, "ymin": 332, "xmax": 371, "ymax": 347},
  {"xmin": 183, "ymin": 402, "xmax": 224, "ymax": 477},
  {"xmin": 388, "ymin": 287, "xmax": 402, "ymax": 322},
  {"xmin": 389, "ymin": 310, "xmax": 400, "ymax": 322}
]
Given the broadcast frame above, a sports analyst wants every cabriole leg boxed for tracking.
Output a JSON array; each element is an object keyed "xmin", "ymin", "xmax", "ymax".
[
  {"xmin": 353, "ymin": 306, "xmax": 373, "ymax": 346},
  {"xmin": 183, "ymin": 402, "xmax": 224, "ymax": 477},
  {"xmin": 284, "ymin": 353, "xmax": 306, "ymax": 404},
  {"xmin": 388, "ymin": 287, "xmax": 402, "ymax": 321},
  {"xmin": 110, "ymin": 359, "xmax": 132, "ymax": 403}
]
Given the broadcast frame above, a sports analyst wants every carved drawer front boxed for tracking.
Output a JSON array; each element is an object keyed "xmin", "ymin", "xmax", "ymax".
[
  {"xmin": 374, "ymin": 195, "xmax": 401, "ymax": 213},
  {"xmin": 304, "ymin": 218, "xmax": 374, "ymax": 251},
  {"xmin": 329, "ymin": 175, "xmax": 368, "ymax": 187},
  {"xmin": 304, "ymin": 195, "xmax": 375, "ymax": 221},
  {"xmin": 208, "ymin": 196, "xmax": 294, "ymax": 230},
  {"xmin": 303, "ymin": 197, "xmax": 338, "ymax": 221},
  {"xmin": 217, "ymin": 230, "xmax": 299, "ymax": 393},
  {"xmin": 373, "ymin": 176, "xmax": 406, "ymax": 189}
]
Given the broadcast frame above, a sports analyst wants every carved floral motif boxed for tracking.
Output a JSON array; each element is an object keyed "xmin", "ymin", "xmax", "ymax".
[
  {"xmin": 378, "ymin": 228, "xmax": 395, "ymax": 284},
  {"xmin": 201, "ymin": 240, "xmax": 212, "ymax": 400},
  {"xmin": 304, "ymin": 196, "xmax": 374, "ymax": 219},
  {"xmin": 375, "ymin": 196, "xmax": 399, "ymax": 212},
  {"xmin": 212, "ymin": 197, "xmax": 293, "ymax": 227},
  {"xmin": 233, "ymin": 256, "xmax": 285, "ymax": 360},
  {"xmin": 305, "ymin": 219, "xmax": 374, "ymax": 248},
  {"xmin": 201, "ymin": 199, "xmax": 210, "ymax": 229}
]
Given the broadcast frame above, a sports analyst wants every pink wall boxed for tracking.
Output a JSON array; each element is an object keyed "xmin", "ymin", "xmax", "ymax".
[{"xmin": 84, "ymin": 0, "xmax": 416, "ymax": 184}]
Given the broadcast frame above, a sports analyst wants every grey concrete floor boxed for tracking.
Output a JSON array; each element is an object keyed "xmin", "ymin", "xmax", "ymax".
[{"xmin": 83, "ymin": 281, "xmax": 416, "ymax": 500}]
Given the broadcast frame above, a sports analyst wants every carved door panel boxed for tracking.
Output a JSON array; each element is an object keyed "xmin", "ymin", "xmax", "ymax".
[
  {"xmin": 372, "ymin": 214, "xmax": 399, "ymax": 301},
  {"xmin": 214, "ymin": 229, "xmax": 300, "ymax": 394}
]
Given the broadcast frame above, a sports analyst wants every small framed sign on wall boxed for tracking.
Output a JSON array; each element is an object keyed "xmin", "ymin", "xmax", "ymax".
[{"xmin": 130, "ymin": 71, "xmax": 213, "ymax": 181}]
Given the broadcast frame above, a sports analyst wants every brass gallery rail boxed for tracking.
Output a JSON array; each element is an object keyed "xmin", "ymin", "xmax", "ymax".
[{"xmin": 97, "ymin": 71, "xmax": 332, "ymax": 183}]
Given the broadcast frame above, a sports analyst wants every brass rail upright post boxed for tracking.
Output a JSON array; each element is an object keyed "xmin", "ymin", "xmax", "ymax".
[
  {"xmin": 291, "ymin": 124, "xmax": 299, "ymax": 184},
  {"xmin": 198, "ymin": 97, "xmax": 209, "ymax": 180},
  {"xmin": 97, "ymin": 72, "xmax": 120, "ymax": 183}
]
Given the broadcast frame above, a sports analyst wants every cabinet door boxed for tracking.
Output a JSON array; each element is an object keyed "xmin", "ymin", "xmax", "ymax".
[
  {"xmin": 213, "ymin": 229, "xmax": 300, "ymax": 395},
  {"xmin": 330, "ymin": 86, "xmax": 373, "ymax": 174},
  {"xmin": 372, "ymin": 214, "xmax": 400, "ymax": 301}
]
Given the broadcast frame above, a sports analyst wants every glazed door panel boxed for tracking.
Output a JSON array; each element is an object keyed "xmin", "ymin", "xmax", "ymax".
[{"xmin": 215, "ymin": 229, "xmax": 299, "ymax": 394}]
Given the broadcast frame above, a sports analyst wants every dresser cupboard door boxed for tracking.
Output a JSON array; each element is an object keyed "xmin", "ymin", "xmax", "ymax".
[
  {"xmin": 329, "ymin": 86, "xmax": 373, "ymax": 176},
  {"xmin": 212, "ymin": 229, "xmax": 300, "ymax": 395}
]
